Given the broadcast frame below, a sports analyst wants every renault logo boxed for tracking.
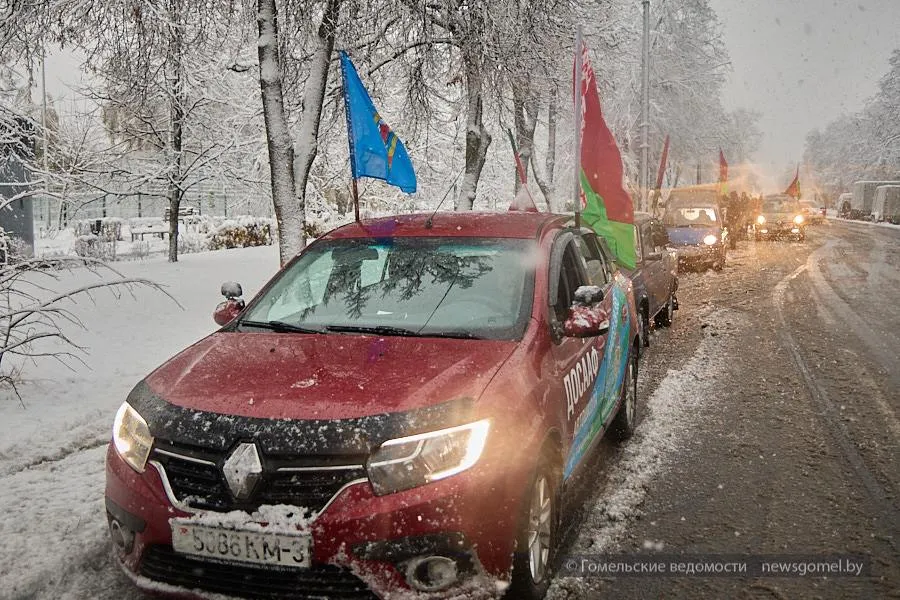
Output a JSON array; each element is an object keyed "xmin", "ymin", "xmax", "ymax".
[{"xmin": 223, "ymin": 442, "xmax": 263, "ymax": 500}]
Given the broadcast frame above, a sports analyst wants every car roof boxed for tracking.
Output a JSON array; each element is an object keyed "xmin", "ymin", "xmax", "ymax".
[{"xmin": 323, "ymin": 211, "xmax": 571, "ymax": 240}]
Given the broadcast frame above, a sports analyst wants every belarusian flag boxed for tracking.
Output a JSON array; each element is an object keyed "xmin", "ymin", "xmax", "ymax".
[
  {"xmin": 784, "ymin": 166, "xmax": 800, "ymax": 199},
  {"xmin": 576, "ymin": 40, "xmax": 636, "ymax": 269},
  {"xmin": 719, "ymin": 149, "xmax": 728, "ymax": 195}
]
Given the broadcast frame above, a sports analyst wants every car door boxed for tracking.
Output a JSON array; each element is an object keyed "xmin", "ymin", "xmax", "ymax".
[
  {"xmin": 548, "ymin": 232, "xmax": 608, "ymax": 477},
  {"xmin": 647, "ymin": 219, "xmax": 669, "ymax": 310},
  {"xmin": 565, "ymin": 230, "xmax": 634, "ymax": 477}
]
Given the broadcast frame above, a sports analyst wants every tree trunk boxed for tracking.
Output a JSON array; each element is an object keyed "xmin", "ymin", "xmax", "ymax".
[
  {"xmin": 546, "ymin": 85, "xmax": 558, "ymax": 209},
  {"xmin": 257, "ymin": 0, "xmax": 300, "ymax": 266},
  {"xmin": 166, "ymin": 0, "xmax": 185, "ymax": 263},
  {"xmin": 456, "ymin": 57, "xmax": 491, "ymax": 211},
  {"xmin": 511, "ymin": 82, "xmax": 538, "ymax": 195},
  {"xmin": 292, "ymin": 0, "xmax": 340, "ymax": 251}
]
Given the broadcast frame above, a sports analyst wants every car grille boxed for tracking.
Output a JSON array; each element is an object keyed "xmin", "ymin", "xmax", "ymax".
[
  {"xmin": 140, "ymin": 545, "xmax": 378, "ymax": 599},
  {"xmin": 151, "ymin": 442, "xmax": 368, "ymax": 513}
]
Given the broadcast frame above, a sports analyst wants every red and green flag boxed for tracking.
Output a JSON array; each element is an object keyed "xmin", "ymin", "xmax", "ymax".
[
  {"xmin": 719, "ymin": 149, "xmax": 728, "ymax": 196},
  {"xmin": 576, "ymin": 40, "xmax": 636, "ymax": 269},
  {"xmin": 784, "ymin": 166, "xmax": 800, "ymax": 199}
]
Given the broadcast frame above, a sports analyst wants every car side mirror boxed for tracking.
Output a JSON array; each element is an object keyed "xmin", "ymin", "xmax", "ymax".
[
  {"xmin": 563, "ymin": 305, "xmax": 610, "ymax": 338},
  {"xmin": 213, "ymin": 299, "xmax": 244, "ymax": 326},
  {"xmin": 214, "ymin": 281, "xmax": 244, "ymax": 326}
]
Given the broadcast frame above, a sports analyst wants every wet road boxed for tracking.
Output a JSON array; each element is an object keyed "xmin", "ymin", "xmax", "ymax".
[{"xmin": 549, "ymin": 219, "xmax": 900, "ymax": 599}]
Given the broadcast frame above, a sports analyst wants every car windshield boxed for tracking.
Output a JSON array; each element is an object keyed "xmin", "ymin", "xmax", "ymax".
[
  {"xmin": 241, "ymin": 237, "xmax": 535, "ymax": 340},
  {"xmin": 763, "ymin": 198, "xmax": 800, "ymax": 213},
  {"xmin": 664, "ymin": 207, "xmax": 719, "ymax": 227}
]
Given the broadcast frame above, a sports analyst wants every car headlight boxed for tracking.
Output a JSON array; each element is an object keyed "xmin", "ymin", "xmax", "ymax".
[
  {"xmin": 793, "ymin": 214, "xmax": 804, "ymax": 224},
  {"xmin": 703, "ymin": 234, "xmax": 717, "ymax": 246},
  {"xmin": 756, "ymin": 215, "xmax": 766, "ymax": 225},
  {"xmin": 113, "ymin": 402, "xmax": 154, "ymax": 473},
  {"xmin": 367, "ymin": 419, "xmax": 490, "ymax": 495}
]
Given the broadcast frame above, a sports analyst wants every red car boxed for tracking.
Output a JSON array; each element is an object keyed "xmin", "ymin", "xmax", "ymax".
[{"xmin": 105, "ymin": 212, "xmax": 640, "ymax": 600}]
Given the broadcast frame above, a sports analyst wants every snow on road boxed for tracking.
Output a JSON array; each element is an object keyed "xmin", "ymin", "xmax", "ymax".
[
  {"xmin": 548, "ymin": 308, "xmax": 737, "ymax": 599},
  {"xmin": 0, "ymin": 246, "xmax": 279, "ymax": 599}
]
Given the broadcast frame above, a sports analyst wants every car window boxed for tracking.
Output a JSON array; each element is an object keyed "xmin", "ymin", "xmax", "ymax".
[
  {"xmin": 552, "ymin": 241, "xmax": 588, "ymax": 323},
  {"xmin": 244, "ymin": 237, "xmax": 535, "ymax": 340},
  {"xmin": 650, "ymin": 221, "xmax": 668, "ymax": 252},
  {"xmin": 575, "ymin": 233, "xmax": 611, "ymax": 286},
  {"xmin": 663, "ymin": 207, "xmax": 718, "ymax": 226}
]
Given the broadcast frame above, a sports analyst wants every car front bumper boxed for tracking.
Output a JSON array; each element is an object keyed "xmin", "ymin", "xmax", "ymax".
[
  {"xmin": 105, "ymin": 439, "xmax": 529, "ymax": 599},
  {"xmin": 672, "ymin": 243, "xmax": 724, "ymax": 266},
  {"xmin": 755, "ymin": 222, "xmax": 805, "ymax": 237}
]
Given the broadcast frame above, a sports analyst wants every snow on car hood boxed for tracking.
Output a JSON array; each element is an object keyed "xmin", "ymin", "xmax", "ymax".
[
  {"xmin": 143, "ymin": 331, "xmax": 517, "ymax": 421},
  {"xmin": 665, "ymin": 226, "xmax": 722, "ymax": 246}
]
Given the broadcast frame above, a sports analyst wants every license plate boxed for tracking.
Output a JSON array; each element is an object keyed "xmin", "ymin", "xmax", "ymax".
[{"xmin": 171, "ymin": 523, "xmax": 311, "ymax": 568}]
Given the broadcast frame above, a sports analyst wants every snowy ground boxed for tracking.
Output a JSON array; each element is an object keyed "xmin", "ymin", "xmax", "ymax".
[{"xmin": 1, "ymin": 244, "xmax": 279, "ymax": 600}]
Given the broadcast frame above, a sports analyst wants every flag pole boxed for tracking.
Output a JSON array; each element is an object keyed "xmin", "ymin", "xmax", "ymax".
[
  {"xmin": 573, "ymin": 25, "xmax": 583, "ymax": 228},
  {"xmin": 339, "ymin": 51, "xmax": 361, "ymax": 223},
  {"xmin": 352, "ymin": 179, "xmax": 360, "ymax": 222}
]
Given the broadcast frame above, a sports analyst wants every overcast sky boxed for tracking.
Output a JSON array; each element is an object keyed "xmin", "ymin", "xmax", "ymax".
[
  {"xmin": 40, "ymin": 1, "xmax": 900, "ymax": 192},
  {"xmin": 708, "ymin": 0, "xmax": 900, "ymax": 183}
]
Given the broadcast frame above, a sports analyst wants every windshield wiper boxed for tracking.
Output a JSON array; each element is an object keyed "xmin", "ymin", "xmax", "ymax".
[
  {"xmin": 426, "ymin": 331, "xmax": 486, "ymax": 340},
  {"xmin": 325, "ymin": 324, "xmax": 423, "ymax": 337},
  {"xmin": 240, "ymin": 320, "xmax": 326, "ymax": 334},
  {"xmin": 325, "ymin": 324, "xmax": 487, "ymax": 340}
]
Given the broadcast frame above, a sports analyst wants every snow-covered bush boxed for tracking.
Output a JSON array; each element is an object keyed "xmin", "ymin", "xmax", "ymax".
[
  {"xmin": 208, "ymin": 217, "xmax": 275, "ymax": 250},
  {"xmin": 177, "ymin": 231, "xmax": 210, "ymax": 255},
  {"xmin": 72, "ymin": 218, "xmax": 125, "ymax": 241},
  {"xmin": 132, "ymin": 240, "xmax": 150, "ymax": 259},
  {"xmin": 72, "ymin": 234, "xmax": 118, "ymax": 261}
]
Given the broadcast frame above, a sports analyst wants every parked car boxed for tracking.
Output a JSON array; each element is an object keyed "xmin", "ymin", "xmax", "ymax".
[
  {"xmin": 872, "ymin": 185, "xmax": 900, "ymax": 224},
  {"xmin": 662, "ymin": 202, "xmax": 728, "ymax": 272},
  {"xmin": 754, "ymin": 195, "xmax": 806, "ymax": 241},
  {"xmin": 105, "ymin": 212, "xmax": 641, "ymax": 600},
  {"xmin": 800, "ymin": 200, "xmax": 825, "ymax": 225},
  {"xmin": 628, "ymin": 212, "xmax": 678, "ymax": 347}
]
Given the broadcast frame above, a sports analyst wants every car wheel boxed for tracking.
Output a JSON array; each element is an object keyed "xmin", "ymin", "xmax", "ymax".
[
  {"xmin": 508, "ymin": 452, "xmax": 559, "ymax": 600},
  {"xmin": 641, "ymin": 305, "xmax": 650, "ymax": 347},
  {"xmin": 713, "ymin": 259, "xmax": 724, "ymax": 272},
  {"xmin": 655, "ymin": 294, "xmax": 674, "ymax": 328},
  {"xmin": 610, "ymin": 347, "xmax": 639, "ymax": 441}
]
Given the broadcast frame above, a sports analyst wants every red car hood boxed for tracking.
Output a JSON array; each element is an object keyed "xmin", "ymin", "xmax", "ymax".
[{"xmin": 144, "ymin": 332, "xmax": 517, "ymax": 420}]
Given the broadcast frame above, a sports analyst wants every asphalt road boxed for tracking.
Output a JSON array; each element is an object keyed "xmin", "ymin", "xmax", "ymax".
[{"xmin": 550, "ymin": 220, "xmax": 899, "ymax": 599}]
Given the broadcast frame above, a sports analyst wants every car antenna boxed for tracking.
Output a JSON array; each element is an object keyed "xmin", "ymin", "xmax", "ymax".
[{"xmin": 425, "ymin": 167, "xmax": 465, "ymax": 229}]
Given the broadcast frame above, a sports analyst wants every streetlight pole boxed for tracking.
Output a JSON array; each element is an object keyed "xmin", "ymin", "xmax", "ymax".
[{"xmin": 639, "ymin": 0, "xmax": 650, "ymax": 213}]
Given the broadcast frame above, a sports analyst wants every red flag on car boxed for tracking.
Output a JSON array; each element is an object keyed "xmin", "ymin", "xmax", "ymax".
[
  {"xmin": 718, "ymin": 149, "xmax": 728, "ymax": 195},
  {"xmin": 575, "ymin": 39, "xmax": 636, "ymax": 268},
  {"xmin": 784, "ymin": 166, "xmax": 801, "ymax": 199}
]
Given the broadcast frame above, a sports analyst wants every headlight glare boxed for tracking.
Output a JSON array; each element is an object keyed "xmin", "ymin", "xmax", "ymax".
[
  {"xmin": 113, "ymin": 402, "xmax": 154, "ymax": 473},
  {"xmin": 367, "ymin": 419, "xmax": 490, "ymax": 495},
  {"xmin": 703, "ymin": 234, "xmax": 717, "ymax": 246},
  {"xmin": 756, "ymin": 215, "xmax": 766, "ymax": 225},
  {"xmin": 793, "ymin": 214, "xmax": 804, "ymax": 224}
]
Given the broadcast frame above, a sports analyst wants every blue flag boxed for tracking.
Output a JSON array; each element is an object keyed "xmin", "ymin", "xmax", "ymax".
[{"xmin": 339, "ymin": 51, "xmax": 416, "ymax": 194}]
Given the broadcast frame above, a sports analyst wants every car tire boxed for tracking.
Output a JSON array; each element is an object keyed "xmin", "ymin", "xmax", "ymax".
[
  {"xmin": 713, "ymin": 259, "xmax": 724, "ymax": 272},
  {"xmin": 641, "ymin": 305, "xmax": 651, "ymax": 347},
  {"xmin": 655, "ymin": 294, "xmax": 674, "ymax": 328},
  {"xmin": 610, "ymin": 346, "xmax": 639, "ymax": 442},
  {"xmin": 507, "ymin": 451, "xmax": 560, "ymax": 600}
]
